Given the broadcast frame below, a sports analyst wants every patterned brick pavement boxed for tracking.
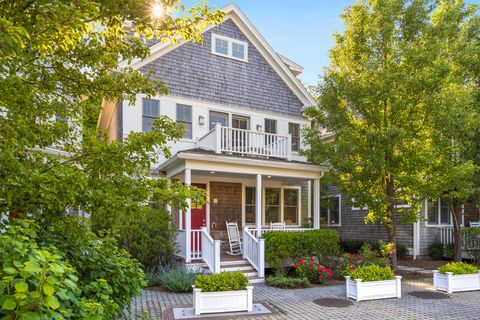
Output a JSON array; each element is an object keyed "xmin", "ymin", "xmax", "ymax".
[{"xmin": 130, "ymin": 279, "xmax": 480, "ymax": 320}]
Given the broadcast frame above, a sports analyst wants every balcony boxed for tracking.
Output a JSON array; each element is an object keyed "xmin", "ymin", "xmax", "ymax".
[{"xmin": 197, "ymin": 123, "xmax": 292, "ymax": 160}]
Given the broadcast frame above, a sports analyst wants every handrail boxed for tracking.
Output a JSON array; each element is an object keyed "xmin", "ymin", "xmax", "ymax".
[
  {"xmin": 243, "ymin": 227, "xmax": 265, "ymax": 277},
  {"xmin": 201, "ymin": 227, "xmax": 220, "ymax": 273}
]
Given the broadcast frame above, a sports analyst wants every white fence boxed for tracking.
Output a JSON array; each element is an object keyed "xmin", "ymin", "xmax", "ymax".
[
  {"xmin": 440, "ymin": 227, "xmax": 454, "ymax": 245},
  {"xmin": 439, "ymin": 227, "xmax": 480, "ymax": 250},
  {"xmin": 243, "ymin": 227, "xmax": 265, "ymax": 277},
  {"xmin": 196, "ymin": 123, "xmax": 292, "ymax": 160},
  {"xmin": 201, "ymin": 227, "xmax": 221, "ymax": 273}
]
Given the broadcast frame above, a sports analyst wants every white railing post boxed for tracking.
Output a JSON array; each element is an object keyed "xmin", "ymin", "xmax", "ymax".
[
  {"xmin": 258, "ymin": 238, "xmax": 265, "ymax": 277},
  {"xmin": 214, "ymin": 240, "xmax": 221, "ymax": 274},
  {"xmin": 215, "ymin": 123, "xmax": 222, "ymax": 154},
  {"xmin": 286, "ymin": 134, "xmax": 292, "ymax": 161},
  {"xmin": 185, "ymin": 168, "xmax": 192, "ymax": 262},
  {"xmin": 255, "ymin": 174, "xmax": 262, "ymax": 236},
  {"xmin": 313, "ymin": 178, "xmax": 320, "ymax": 229},
  {"xmin": 243, "ymin": 227, "xmax": 248, "ymax": 259}
]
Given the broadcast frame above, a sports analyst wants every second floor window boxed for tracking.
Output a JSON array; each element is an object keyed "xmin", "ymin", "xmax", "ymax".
[
  {"xmin": 212, "ymin": 34, "xmax": 248, "ymax": 62},
  {"xmin": 264, "ymin": 119, "xmax": 277, "ymax": 134},
  {"xmin": 209, "ymin": 111, "xmax": 228, "ymax": 130},
  {"xmin": 176, "ymin": 104, "xmax": 192, "ymax": 139},
  {"xmin": 142, "ymin": 98, "xmax": 159, "ymax": 132},
  {"xmin": 289, "ymin": 122, "xmax": 300, "ymax": 152}
]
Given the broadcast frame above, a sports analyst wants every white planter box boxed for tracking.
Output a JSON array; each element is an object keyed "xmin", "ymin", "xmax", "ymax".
[
  {"xmin": 433, "ymin": 271, "xmax": 480, "ymax": 293},
  {"xmin": 345, "ymin": 276, "xmax": 402, "ymax": 301},
  {"xmin": 192, "ymin": 286, "xmax": 253, "ymax": 315}
]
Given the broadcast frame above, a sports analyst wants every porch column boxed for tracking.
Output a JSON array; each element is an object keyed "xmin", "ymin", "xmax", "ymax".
[
  {"xmin": 185, "ymin": 168, "xmax": 192, "ymax": 262},
  {"xmin": 313, "ymin": 178, "xmax": 320, "ymax": 229},
  {"xmin": 255, "ymin": 174, "xmax": 262, "ymax": 237}
]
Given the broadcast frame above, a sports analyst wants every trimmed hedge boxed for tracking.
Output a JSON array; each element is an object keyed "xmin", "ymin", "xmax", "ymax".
[
  {"xmin": 266, "ymin": 275, "xmax": 310, "ymax": 289},
  {"xmin": 194, "ymin": 271, "xmax": 248, "ymax": 292},
  {"xmin": 263, "ymin": 229, "xmax": 340, "ymax": 274},
  {"xmin": 346, "ymin": 265, "xmax": 395, "ymax": 282},
  {"xmin": 439, "ymin": 262, "xmax": 478, "ymax": 275}
]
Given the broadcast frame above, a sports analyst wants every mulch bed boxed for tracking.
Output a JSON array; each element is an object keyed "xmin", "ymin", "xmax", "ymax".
[
  {"xmin": 408, "ymin": 291, "xmax": 449, "ymax": 299},
  {"xmin": 398, "ymin": 259, "xmax": 448, "ymax": 270},
  {"xmin": 312, "ymin": 298, "xmax": 353, "ymax": 308}
]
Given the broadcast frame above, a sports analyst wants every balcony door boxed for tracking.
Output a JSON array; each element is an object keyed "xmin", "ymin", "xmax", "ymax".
[{"xmin": 232, "ymin": 115, "xmax": 250, "ymax": 151}]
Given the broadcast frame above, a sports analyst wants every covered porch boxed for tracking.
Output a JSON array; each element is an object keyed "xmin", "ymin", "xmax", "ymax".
[{"xmin": 159, "ymin": 149, "xmax": 328, "ymax": 277}]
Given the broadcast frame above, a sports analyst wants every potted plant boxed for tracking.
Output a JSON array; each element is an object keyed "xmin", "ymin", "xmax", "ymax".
[
  {"xmin": 345, "ymin": 264, "xmax": 401, "ymax": 301},
  {"xmin": 192, "ymin": 271, "xmax": 253, "ymax": 315},
  {"xmin": 433, "ymin": 261, "xmax": 480, "ymax": 293}
]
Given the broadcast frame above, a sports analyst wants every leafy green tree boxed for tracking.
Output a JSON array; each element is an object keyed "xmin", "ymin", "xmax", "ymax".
[
  {"xmin": 423, "ymin": 1, "xmax": 480, "ymax": 261},
  {"xmin": 305, "ymin": 0, "xmax": 479, "ymax": 267},
  {"xmin": 0, "ymin": 1, "xmax": 222, "ymax": 228}
]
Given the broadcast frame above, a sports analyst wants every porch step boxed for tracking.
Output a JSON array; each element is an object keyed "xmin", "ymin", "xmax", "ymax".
[{"xmin": 186, "ymin": 258, "xmax": 264, "ymax": 283}]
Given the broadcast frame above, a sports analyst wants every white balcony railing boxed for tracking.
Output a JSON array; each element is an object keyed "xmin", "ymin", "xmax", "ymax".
[
  {"xmin": 201, "ymin": 227, "xmax": 221, "ymax": 273},
  {"xmin": 197, "ymin": 123, "xmax": 292, "ymax": 160}
]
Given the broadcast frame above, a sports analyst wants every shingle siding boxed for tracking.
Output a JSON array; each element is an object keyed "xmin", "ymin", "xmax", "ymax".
[
  {"xmin": 140, "ymin": 19, "xmax": 305, "ymax": 118},
  {"xmin": 323, "ymin": 185, "xmax": 414, "ymax": 250}
]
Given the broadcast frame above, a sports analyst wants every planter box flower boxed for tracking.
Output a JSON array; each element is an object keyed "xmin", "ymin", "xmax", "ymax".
[
  {"xmin": 192, "ymin": 286, "xmax": 253, "ymax": 315},
  {"xmin": 345, "ymin": 276, "xmax": 402, "ymax": 301},
  {"xmin": 433, "ymin": 271, "xmax": 480, "ymax": 293}
]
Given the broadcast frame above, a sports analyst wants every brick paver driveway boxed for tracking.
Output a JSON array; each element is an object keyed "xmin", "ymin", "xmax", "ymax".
[{"xmin": 130, "ymin": 279, "xmax": 480, "ymax": 319}]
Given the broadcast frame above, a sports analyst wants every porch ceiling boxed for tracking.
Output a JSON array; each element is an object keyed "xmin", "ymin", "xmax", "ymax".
[{"xmin": 171, "ymin": 170, "xmax": 310, "ymax": 184}]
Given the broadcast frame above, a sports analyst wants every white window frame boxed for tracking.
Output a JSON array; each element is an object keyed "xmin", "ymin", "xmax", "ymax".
[
  {"xmin": 321, "ymin": 194, "xmax": 342, "ymax": 226},
  {"xmin": 351, "ymin": 198, "xmax": 367, "ymax": 211},
  {"xmin": 242, "ymin": 185, "xmax": 301, "ymax": 227},
  {"xmin": 211, "ymin": 34, "xmax": 248, "ymax": 62},
  {"xmin": 424, "ymin": 198, "xmax": 463, "ymax": 228}
]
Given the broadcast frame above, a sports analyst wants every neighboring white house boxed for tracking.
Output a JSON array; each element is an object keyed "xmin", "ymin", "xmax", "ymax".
[{"xmin": 98, "ymin": 3, "xmax": 328, "ymax": 282}]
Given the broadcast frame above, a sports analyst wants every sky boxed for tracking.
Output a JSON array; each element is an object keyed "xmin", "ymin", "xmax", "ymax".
[{"xmin": 195, "ymin": 0, "xmax": 479, "ymax": 86}]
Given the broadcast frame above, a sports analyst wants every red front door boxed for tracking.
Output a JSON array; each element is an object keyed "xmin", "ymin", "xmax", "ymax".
[{"xmin": 183, "ymin": 184, "xmax": 207, "ymax": 255}]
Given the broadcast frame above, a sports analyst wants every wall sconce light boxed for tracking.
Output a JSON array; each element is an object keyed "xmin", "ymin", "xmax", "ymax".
[
  {"xmin": 256, "ymin": 124, "xmax": 263, "ymax": 132},
  {"xmin": 199, "ymin": 115, "xmax": 205, "ymax": 125}
]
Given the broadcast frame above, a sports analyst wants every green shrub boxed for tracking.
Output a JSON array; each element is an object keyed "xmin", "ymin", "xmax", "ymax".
[
  {"xmin": 160, "ymin": 268, "xmax": 198, "ymax": 292},
  {"xmin": 263, "ymin": 229, "xmax": 340, "ymax": 274},
  {"xmin": 444, "ymin": 243, "xmax": 454, "ymax": 259},
  {"xmin": 194, "ymin": 272, "xmax": 249, "ymax": 292},
  {"xmin": 294, "ymin": 257, "xmax": 333, "ymax": 284},
  {"xmin": 340, "ymin": 239, "xmax": 366, "ymax": 253},
  {"xmin": 145, "ymin": 268, "xmax": 162, "ymax": 287},
  {"xmin": 346, "ymin": 264, "xmax": 395, "ymax": 282},
  {"xmin": 116, "ymin": 208, "xmax": 175, "ymax": 268},
  {"xmin": 438, "ymin": 262, "xmax": 478, "ymax": 275},
  {"xmin": 37, "ymin": 215, "xmax": 145, "ymax": 319},
  {"xmin": 266, "ymin": 275, "xmax": 310, "ymax": 289},
  {"xmin": 396, "ymin": 243, "xmax": 408, "ymax": 259},
  {"xmin": 428, "ymin": 241, "xmax": 445, "ymax": 260}
]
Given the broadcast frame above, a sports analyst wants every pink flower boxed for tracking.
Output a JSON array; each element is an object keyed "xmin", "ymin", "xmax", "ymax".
[{"xmin": 294, "ymin": 263, "xmax": 298, "ymax": 269}]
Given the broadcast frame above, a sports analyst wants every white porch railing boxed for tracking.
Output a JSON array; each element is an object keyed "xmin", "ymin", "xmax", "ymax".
[
  {"xmin": 201, "ymin": 227, "xmax": 221, "ymax": 273},
  {"xmin": 243, "ymin": 227, "xmax": 265, "ymax": 277},
  {"xmin": 191, "ymin": 229, "xmax": 202, "ymax": 260},
  {"xmin": 176, "ymin": 230, "xmax": 186, "ymax": 259},
  {"xmin": 440, "ymin": 227, "xmax": 454, "ymax": 245},
  {"xmin": 197, "ymin": 123, "xmax": 292, "ymax": 160}
]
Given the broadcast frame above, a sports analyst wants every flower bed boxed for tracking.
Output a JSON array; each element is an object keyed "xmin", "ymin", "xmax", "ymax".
[
  {"xmin": 345, "ymin": 265, "xmax": 401, "ymax": 301},
  {"xmin": 294, "ymin": 257, "xmax": 333, "ymax": 284},
  {"xmin": 433, "ymin": 262, "xmax": 480, "ymax": 293},
  {"xmin": 192, "ymin": 272, "xmax": 253, "ymax": 315}
]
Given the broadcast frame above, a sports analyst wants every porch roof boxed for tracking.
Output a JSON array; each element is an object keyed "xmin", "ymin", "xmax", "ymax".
[{"xmin": 157, "ymin": 148, "xmax": 329, "ymax": 179}]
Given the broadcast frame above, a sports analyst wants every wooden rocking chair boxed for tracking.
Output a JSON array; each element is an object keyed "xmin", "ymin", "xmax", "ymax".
[{"xmin": 226, "ymin": 221, "xmax": 243, "ymax": 255}]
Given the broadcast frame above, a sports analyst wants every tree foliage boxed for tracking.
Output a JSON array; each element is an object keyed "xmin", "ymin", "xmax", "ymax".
[
  {"xmin": 305, "ymin": 0, "xmax": 479, "ymax": 266},
  {"xmin": 0, "ymin": 1, "xmax": 222, "ymax": 227}
]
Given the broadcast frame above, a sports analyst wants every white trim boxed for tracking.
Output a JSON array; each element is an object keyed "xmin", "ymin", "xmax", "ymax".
[
  {"xmin": 321, "ymin": 194, "xmax": 342, "ymax": 226},
  {"xmin": 242, "ymin": 184, "xmax": 302, "ymax": 228},
  {"xmin": 119, "ymin": 3, "xmax": 316, "ymax": 108},
  {"xmin": 351, "ymin": 198, "xmax": 368, "ymax": 211},
  {"xmin": 211, "ymin": 33, "xmax": 248, "ymax": 62},
  {"xmin": 424, "ymin": 198, "xmax": 461, "ymax": 228}
]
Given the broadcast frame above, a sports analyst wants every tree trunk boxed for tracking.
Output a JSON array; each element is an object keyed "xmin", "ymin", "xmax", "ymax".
[
  {"xmin": 387, "ymin": 223, "xmax": 397, "ymax": 269},
  {"xmin": 385, "ymin": 175, "xmax": 397, "ymax": 269},
  {"xmin": 450, "ymin": 200, "xmax": 462, "ymax": 262}
]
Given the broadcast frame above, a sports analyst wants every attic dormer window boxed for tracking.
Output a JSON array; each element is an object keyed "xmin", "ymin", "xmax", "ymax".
[{"xmin": 212, "ymin": 34, "xmax": 248, "ymax": 62}]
